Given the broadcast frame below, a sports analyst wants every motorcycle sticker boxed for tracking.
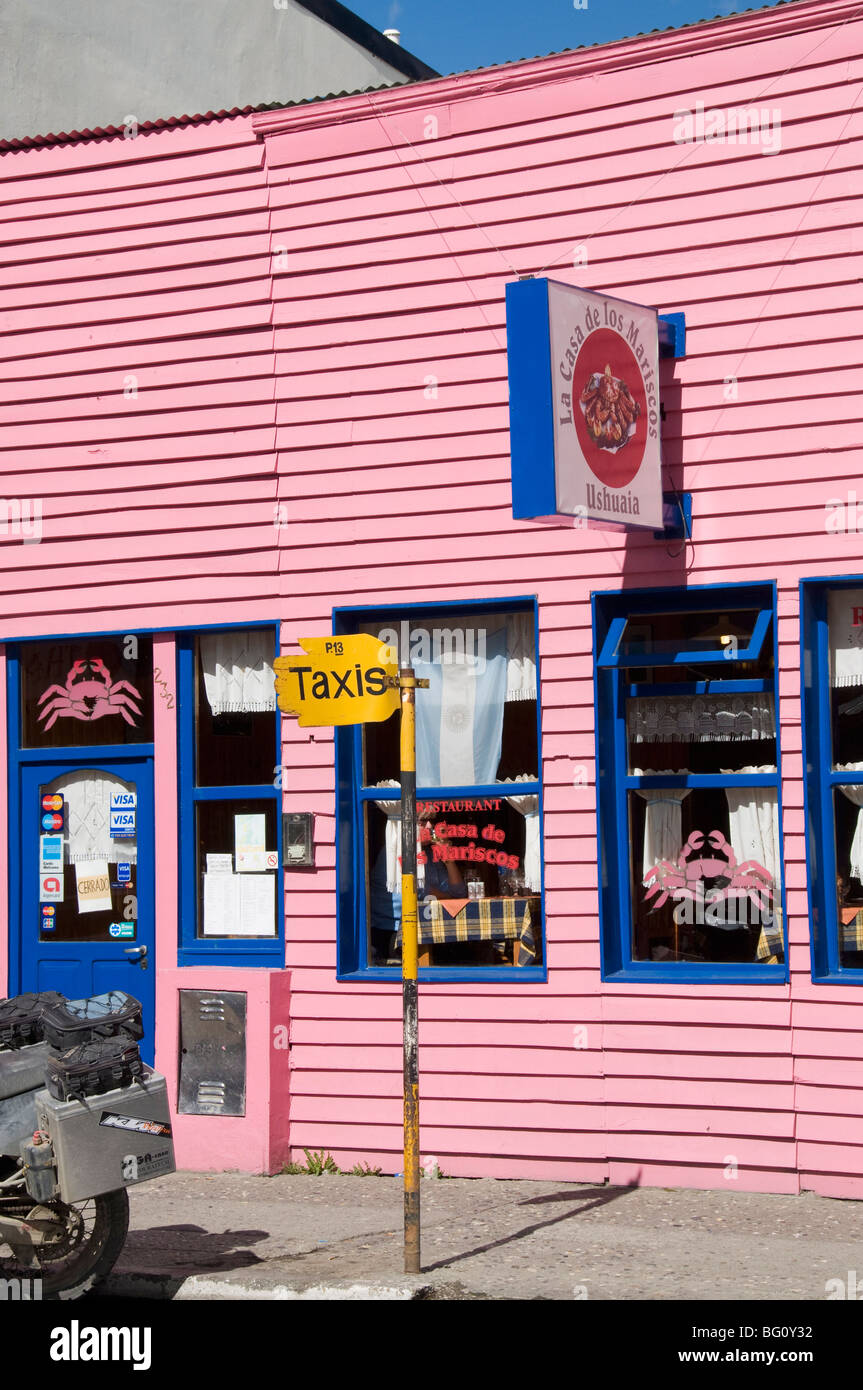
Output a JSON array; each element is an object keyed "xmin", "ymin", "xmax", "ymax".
[{"xmin": 99, "ymin": 1112, "xmax": 172, "ymax": 1138}]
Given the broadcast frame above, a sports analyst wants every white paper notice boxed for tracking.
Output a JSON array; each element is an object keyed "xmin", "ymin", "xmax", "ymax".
[
  {"xmin": 238, "ymin": 873, "xmax": 276, "ymax": 936},
  {"xmin": 76, "ymin": 860, "xmax": 112, "ymax": 914},
  {"xmin": 235, "ymin": 813, "xmax": 266, "ymax": 872},
  {"xmin": 203, "ymin": 873, "xmax": 276, "ymax": 937},
  {"xmin": 206, "ymin": 853, "xmax": 233, "ymax": 875}
]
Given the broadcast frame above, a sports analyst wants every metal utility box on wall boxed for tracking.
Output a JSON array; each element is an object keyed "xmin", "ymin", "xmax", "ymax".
[{"xmin": 178, "ymin": 991, "xmax": 247, "ymax": 1116}]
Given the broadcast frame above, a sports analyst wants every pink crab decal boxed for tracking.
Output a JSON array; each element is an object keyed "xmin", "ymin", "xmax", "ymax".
[
  {"xmin": 37, "ymin": 659, "xmax": 143, "ymax": 730},
  {"xmin": 642, "ymin": 829, "xmax": 773, "ymax": 924}
]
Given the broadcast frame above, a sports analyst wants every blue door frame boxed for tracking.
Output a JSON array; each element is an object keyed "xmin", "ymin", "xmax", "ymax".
[{"xmin": 16, "ymin": 755, "xmax": 155, "ymax": 1061}]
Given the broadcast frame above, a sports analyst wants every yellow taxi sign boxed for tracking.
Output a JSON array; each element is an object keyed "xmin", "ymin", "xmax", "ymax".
[{"xmin": 273, "ymin": 634, "xmax": 399, "ymax": 727}]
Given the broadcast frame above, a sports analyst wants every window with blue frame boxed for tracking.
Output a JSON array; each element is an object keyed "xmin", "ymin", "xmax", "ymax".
[
  {"xmin": 334, "ymin": 600, "xmax": 544, "ymax": 977},
  {"xmin": 177, "ymin": 626, "xmax": 281, "ymax": 962},
  {"xmin": 801, "ymin": 581, "xmax": 863, "ymax": 980},
  {"xmin": 594, "ymin": 584, "xmax": 786, "ymax": 979}
]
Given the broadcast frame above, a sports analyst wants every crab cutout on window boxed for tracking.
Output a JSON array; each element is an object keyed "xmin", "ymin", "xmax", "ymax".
[
  {"xmin": 642, "ymin": 829, "xmax": 774, "ymax": 925},
  {"xmin": 37, "ymin": 659, "xmax": 143, "ymax": 730}
]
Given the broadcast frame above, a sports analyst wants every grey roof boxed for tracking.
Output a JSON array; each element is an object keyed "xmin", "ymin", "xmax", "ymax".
[{"xmin": 0, "ymin": 0, "xmax": 799, "ymax": 150}]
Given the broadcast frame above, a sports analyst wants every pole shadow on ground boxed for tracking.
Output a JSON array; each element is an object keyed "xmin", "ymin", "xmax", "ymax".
[{"xmin": 422, "ymin": 1181, "xmax": 639, "ymax": 1273}]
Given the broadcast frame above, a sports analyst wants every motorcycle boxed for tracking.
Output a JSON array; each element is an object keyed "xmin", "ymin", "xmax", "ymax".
[{"xmin": 0, "ymin": 990, "xmax": 174, "ymax": 1300}]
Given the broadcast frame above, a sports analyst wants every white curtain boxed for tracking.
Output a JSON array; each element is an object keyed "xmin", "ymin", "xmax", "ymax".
[
  {"xmin": 200, "ymin": 629, "xmax": 276, "ymax": 715},
  {"xmin": 502, "ymin": 775, "xmax": 541, "ymax": 891},
  {"xmin": 48, "ymin": 770, "xmax": 138, "ymax": 864},
  {"xmin": 828, "ymin": 590, "xmax": 863, "ymax": 687},
  {"xmin": 628, "ymin": 693, "xmax": 775, "ymax": 744},
  {"xmin": 723, "ymin": 769, "xmax": 780, "ymax": 916},
  {"xmin": 633, "ymin": 771, "xmax": 690, "ymax": 881},
  {"xmin": 505, "ymin": 611, "xmax": 537, "ymax": 703},
  {"xmin": 372, "ymin": 782, "xmax": 424, "ymax": 891},
  {"xmin": 837, "ymin": 764, "xmax": 863, "ymax": 880}
]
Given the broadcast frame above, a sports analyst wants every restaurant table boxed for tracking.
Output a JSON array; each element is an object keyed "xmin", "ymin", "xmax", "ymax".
[
  {"xmin": 418, "ymin": 896, "xmax": 537, "ymax": 966},
  {"xmin": 840, "ymin": 906, "xmax": 863, "ymax": 951},
  {"xmin": 755, "ymin": 915, "xmax": 784, "ymax": 961}
]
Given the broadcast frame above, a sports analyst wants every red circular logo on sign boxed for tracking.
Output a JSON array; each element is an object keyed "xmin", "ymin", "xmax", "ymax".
[
  {"xmin": 41, "ymin": 794, "xmax": 63, "ymax": 811},
  {"xmin": 41, "ymin": 905, "xmax": 56, "ymax": 918},
  {"xmin": 571, "ymin": 328, "xmax": 648, "ymax": 489}
]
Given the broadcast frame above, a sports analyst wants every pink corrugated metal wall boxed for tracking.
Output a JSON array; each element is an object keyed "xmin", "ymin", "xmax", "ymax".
[
  {"xmin": 1, "ymin": 0, "xmax": 862, "ymax": 1191},
  {"xmin": 257, "ymin": 0, "xmax": 863, "ymax": 1193},
  {"xmin": 0, "ymin": 118, "xmax": 279, "ymax": 634}
]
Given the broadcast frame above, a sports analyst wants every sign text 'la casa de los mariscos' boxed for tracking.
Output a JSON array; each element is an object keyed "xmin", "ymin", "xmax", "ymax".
[{"xmin": 506, "ymin": 278, "xmax": 664, "ymax": 529}]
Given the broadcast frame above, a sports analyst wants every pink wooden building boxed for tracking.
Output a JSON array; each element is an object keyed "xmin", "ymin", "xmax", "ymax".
[{"xmin": 2, "ymin": 0, "xmax": 863, "ymax": 1197}]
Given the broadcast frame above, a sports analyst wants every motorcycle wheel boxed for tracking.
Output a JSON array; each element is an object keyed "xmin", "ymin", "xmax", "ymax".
[{"xmin": 0, "ymin": 1187, "xmax": 130, "ymax": 1300}]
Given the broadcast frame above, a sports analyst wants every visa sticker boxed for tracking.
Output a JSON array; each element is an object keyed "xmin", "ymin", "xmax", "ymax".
[
  {"xmin": 117, "ymin": 863, "xmax": 132, "ymax": 883},
  {"xmin": 110, "ymin": 809, "xmax": 136, "ymax": 837}
]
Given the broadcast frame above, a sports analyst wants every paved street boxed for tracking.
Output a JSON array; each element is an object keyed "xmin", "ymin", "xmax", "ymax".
[{"xmin": 98, "ymin": 1171, "xmax": 863, "ymax": 1301}]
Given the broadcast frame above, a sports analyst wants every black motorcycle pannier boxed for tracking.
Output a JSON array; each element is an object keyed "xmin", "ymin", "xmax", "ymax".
[
  {"xmin": 44, "ymin": 1035, "xmax": 144, "ymax": 1102},
  {"xmin": 40, "ymin": 991, "xmax": 144, "ymax": 1051},
  {"xmin": 0, "ymin": 992, "xmax": 66, "ymax": 1049}
]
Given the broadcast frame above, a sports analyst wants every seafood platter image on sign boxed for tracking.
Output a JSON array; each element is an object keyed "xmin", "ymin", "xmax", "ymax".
[{"xmin": 506, "ymin": 278, "xmax": 673, "ymax": 529}]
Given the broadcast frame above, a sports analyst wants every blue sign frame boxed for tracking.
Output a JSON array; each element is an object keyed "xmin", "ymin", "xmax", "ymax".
[{"xmin": 506, "ymin": 277, "xmax": 685, "ymax": 522}]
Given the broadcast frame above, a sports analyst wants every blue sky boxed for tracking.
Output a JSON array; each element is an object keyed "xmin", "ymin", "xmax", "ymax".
[{"xmin": 356, "ymin": 0, "xmax": 784, "ymax": 74}]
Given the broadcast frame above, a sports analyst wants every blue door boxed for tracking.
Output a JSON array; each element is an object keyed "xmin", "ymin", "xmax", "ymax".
[{"xmin": 19, "ymin": 757, "xmax": 155, "ymax": 1060}]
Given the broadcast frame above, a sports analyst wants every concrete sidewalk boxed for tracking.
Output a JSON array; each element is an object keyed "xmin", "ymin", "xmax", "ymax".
[{"xmin": 97, "ymin": 1171, "xmax": 863, "ymax": 1301}]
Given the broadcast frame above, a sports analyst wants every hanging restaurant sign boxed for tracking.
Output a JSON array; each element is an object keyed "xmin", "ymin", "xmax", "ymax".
[{"xmin": 506, "ymin": 278, "xmax": 684, "ymax": 530}]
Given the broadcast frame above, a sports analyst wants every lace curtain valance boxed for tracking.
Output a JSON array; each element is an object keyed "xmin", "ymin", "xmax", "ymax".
[
  {"xmin": 200, "ymin": 629, "xmax": 276, "ymax": 716},
  {"xmin": 627, "ymin": 693, "xmax": 775, "ymax": 744}
]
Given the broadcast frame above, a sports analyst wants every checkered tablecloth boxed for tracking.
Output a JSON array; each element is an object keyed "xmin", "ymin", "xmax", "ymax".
[
  {"xmin": 840, "ymin": 907, "xmax": 863, "ymax": 951},
  {"xmin": 755, "ymin": 917, "xmax": 785, "ymax": 961},
  {"xmin": 422, "ymin": 897, "xmax": 537, "ymax": 965}
]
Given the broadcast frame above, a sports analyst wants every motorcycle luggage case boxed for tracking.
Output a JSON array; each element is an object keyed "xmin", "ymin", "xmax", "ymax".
[
  {"xmin": 40, "ymin": 991, "xmax": 144, "ymax": 1051},
  {"xmin": 0, "ymin": 992, "xmax": 65, "ymax": 1049},
  {"xmin": 0, "ymin": 1042, "xmax": 51, "ymax": 1101},
  {"xmin": 33, "ymin": 1068, "xmax": 174, "ymax": 1205},
  {"xmin": 44, "ymin": 1036, "xmax": 144, "ymax": 1103}
]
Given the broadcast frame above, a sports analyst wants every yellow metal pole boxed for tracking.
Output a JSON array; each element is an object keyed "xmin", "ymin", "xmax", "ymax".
[{"xmin": 399, "ymin": 664, "xmax": 421, "ymax": 1275}]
